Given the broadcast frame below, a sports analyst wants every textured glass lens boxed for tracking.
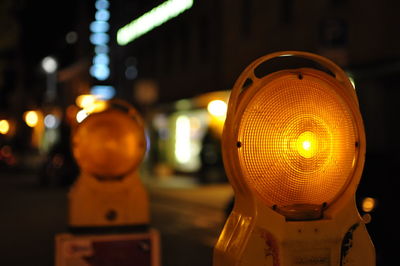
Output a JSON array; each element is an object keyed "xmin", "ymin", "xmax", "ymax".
[
  {"xmin": 73, "ymin": 110, "xmax": 145, "ymax": 178},
  {"xmin": 238, "ymin": 73, "xmax": 358, "ymax": 207}
]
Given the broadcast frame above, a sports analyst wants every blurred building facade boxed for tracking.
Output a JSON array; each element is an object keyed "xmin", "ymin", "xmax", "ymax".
[
  {"xmin": 2, "ymin": 0, "xmax": 399, "ymax": 153},
  {"xmin": 109, "ymin": 1, "xmax": 400, "ymax": 264},
  {"xmin": 111, "ymin": 0, "xmax": 400, "ymax": 154},
  {"xmin": 110, "ymin": 1, "xmax": 400, "ymax": 88}
]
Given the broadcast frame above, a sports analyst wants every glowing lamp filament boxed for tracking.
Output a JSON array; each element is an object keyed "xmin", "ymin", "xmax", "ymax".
[
  {"xmin": 296, "ymin": 131, "xmax": 318, "ymax": 158},
  {"xmin": 303, "ymin": 140, "xmax": 311, "ymax": 150}
]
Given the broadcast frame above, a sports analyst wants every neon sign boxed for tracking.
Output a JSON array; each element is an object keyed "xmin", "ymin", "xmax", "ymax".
[
  {"xmin": 90, "ymin": 0, "xmax": 111, "ymax": 81},
  {"xmin": 117, "ymin": 0, "xmax": 193, "ymax": 46}
]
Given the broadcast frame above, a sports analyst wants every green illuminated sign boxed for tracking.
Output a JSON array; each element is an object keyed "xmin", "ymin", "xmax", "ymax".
[{"xmin": 117, "ymin": 0, "xmax": 193, "ymax": 45}]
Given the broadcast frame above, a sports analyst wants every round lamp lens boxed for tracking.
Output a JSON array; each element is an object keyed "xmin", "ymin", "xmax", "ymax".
[
  {"xmin": 73, "ymin": 109, "xmax": 146, "ymax": 178},
  {"xmin": 238, "ymin": 72, "xmax": 359, "ymax": 207}
]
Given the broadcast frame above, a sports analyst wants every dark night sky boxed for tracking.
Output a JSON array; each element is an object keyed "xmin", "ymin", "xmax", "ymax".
[{"xmin": 18, "ymin": 0, "xmax": 81, "ymax": 68}]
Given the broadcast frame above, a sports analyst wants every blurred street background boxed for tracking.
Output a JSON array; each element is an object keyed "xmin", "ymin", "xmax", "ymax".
[
  {"xmin": 1, "ymin": 0, "xmax": 400, "ymax": 265},
  {"xmin": 0, "ymin": 168, "xmax": 233, "ymax": 266}
]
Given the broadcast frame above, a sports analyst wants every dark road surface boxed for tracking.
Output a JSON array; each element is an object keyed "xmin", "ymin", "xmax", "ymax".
[
  {"xmin": 0, "ymin": 162, "xmax": 395, "ymax": 266},
  {"xmin": 0, "ymin": 171, "xmax": 68, "ymax": 266},
  {"xmin": 0, "ymin": 170, "xmax": 232, "ymax": 266}
]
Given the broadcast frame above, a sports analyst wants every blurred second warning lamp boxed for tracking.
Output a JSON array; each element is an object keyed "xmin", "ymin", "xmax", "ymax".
[
  {"xmin": 69, "ymin": 99, "xmax": 149, "ymax": 231},
  {"xmin": 214, "ymin": 51, "xmax": 375, "ymax": 265}
]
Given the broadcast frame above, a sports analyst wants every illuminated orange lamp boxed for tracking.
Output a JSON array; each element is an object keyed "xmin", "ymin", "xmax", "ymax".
[
  {"xmin": 69, "ymin": 100, "xmax": 148, "ymax": 229},
  {"xmin": 214, "ymin": 51, "xmax": 375, "ymax": 265}
]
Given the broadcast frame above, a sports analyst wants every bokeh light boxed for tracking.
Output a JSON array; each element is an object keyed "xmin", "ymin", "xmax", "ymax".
[
  {"xmin": 24, "ymin": 111, "xmax": 39, "ymax": 127},
  {"xmin": 0, "ymin": 120, "xmax": 10, "ymax": 135}
]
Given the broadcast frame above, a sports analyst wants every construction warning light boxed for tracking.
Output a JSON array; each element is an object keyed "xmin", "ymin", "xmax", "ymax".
[
  {"xmin": 73, "ymin": 109, "xmax": 145, "ymax": 179},
  {"xmin": 57, "ymin": 99, "xmax": 161, "ymax": 266},
  {"xmin": 214, "ymin": 51, "xmax": 375, "ymax": 265},
  {"xmin": 69, "ymin": 100, "xmax": 149, "ymax": 228}
]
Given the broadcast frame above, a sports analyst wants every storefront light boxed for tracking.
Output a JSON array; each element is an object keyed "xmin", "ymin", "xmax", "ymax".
[
  {"xmin": 90, "ymin": 21, "xmax": 110, "ymax": 33},
  {"xmin": 76, "ymin": 109, "xmax": 89, "ymax": 123},
  {"xmin": 207, "ymin": 100, "xmax": 227, "ymax": 118},
  {"xmin": 0, "ymin": 120, "xmax": 10, "ymax": 135},
  {"xmin": 76, "ymin": 95, "xmax": 96, "ymax": 109},
  {"xmin": 91, "ymin": 85, "xmax": 116, "ymax": 100},
  {"xmin": 175, "ymin": 115, "xmax": 191, "ymax": 163},
  {"xmin": 24, "ymin": 111, "xmax": 39, "ymax": 128},
  {"xmin": 44, "ymin": 114, "xmax": 59, "ymax": 129}
]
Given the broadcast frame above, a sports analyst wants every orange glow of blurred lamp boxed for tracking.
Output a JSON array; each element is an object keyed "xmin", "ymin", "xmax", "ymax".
[
  {"xmin": 214, "ymin": 51, "xmax": 375, "ymax": 266},
  {"xmin": 69, "ymin": 100, "xmax": 149, "ymax": 228}
]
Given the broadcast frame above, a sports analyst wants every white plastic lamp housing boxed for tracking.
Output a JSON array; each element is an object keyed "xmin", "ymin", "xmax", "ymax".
[
  {"xmin": 69, "ymin": 100, "xmax": 149, "ymax": 228},
  {"xmin": 214, "ymin": 51, "xmax": 375, "ymax": 266}
]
